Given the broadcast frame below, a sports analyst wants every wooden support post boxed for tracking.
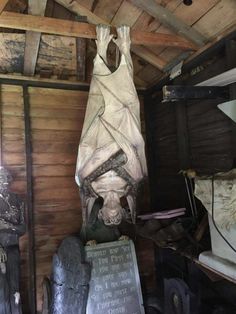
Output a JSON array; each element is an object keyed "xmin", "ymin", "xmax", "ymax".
[
  {"xmin": 175, "ymin": 100, "xmax": 190, "ymax": 170},
  {"xmin": 75, "ymin": 15, "xmax": 87, "ymax": 82},
  {"xmin": 174, "ymin": 78, "xmax": 191, "ymax": 170},
  {"xmin": 143, "ymin": 93, "xmax": 157, "ymax": 208},
  {"xmin": 23, "ymin": 0, "xmax": 48, "ymax": 76},
  {"xmin": 23, "ymin": 85, "xmax": 36, "ymax": 314},
  {"xmin": 171, "ymin": 68, "xmax": 191, "ymax": 172}
]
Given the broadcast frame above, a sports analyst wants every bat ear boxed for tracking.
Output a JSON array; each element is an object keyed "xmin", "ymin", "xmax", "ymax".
[{"xmin": 126, "ymin": 195, "xmax": 136, "ymax": 224}]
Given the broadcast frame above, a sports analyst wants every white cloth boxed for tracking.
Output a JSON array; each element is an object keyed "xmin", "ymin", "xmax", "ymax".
[{"xmin": 75, "ymin": 53, "xmax": 147, "ymax": 185}]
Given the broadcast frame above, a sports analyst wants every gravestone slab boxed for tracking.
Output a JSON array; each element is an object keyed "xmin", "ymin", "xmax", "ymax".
[{"xmin": 85, "ymin": 240, "xmax": 145, "ymax": 314}]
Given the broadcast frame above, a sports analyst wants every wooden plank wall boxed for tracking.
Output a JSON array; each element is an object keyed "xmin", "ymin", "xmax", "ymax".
[
  {"xmin": 29, "ymin": 87, "xmax": 87, "ymax": 311},
  {"xmin": 1, "ymin": 84, "xmax": 29, "ymax": 311},
  {"xmin": 1, "ymin": 84, "xmax": 88, "ymax": 312},
  {"xmin": 145, "ymin": 41, "xmax": 235, "ymax": 210},
  {"xmin": 145, "ymin": 92, "xmax": 185, "ymax": 210}
]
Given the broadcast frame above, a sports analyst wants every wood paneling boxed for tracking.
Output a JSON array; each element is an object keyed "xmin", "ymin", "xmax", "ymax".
[
  {"xmin": 130, "ymin": 0, "xmax": 206, "ymax": 46},
  {"xmin": 145, "ymin": 0, "xmax": 221, "ymax": 71},
  {"xmin": 36, "ymin": 34, "xmax": 77, "ymax": 77},
  {"xmin": 0, "ymin": 33, "xmax": 25, "ymax": 73},
  {"xmin": 194, "ymin": 0, "xmax": 236, "ymax": 39},
  {"xmin": 111, "ymin": 1, "xmax": 142, "ymax": 26},
  {"xmin": 1, "ymin": 84, "xmax": 88, "ymax": 312},
  {"xmin": 93, "ymin": 0, "xmax": 123, "ymax": 23},
  {"xmin": 146, "ymin": 48, "xmax": 234, "ymax": 212},
  {"xmin": 30, "ymin": 82, "xmax": 85, "ymax": 309},
  {"xmin": 0, "ymin": 84, "xmax": 28, "ymax": 311}
]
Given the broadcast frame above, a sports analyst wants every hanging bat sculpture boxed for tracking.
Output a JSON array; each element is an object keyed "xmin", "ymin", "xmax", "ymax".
[{"xmin": 75, "ymin": 25, "xmax": 147, "ymax": 226}]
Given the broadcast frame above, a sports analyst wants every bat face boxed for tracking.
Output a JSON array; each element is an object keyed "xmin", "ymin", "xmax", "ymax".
[{"xmin": 98, "ymin": 205, "xmax": 123, "ymax": 226}]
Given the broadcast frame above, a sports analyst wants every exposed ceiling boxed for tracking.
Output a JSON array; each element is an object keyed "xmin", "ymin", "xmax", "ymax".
[{"xmin": 0, "ymin": 0, "xmax": 235, "ymax": 88}]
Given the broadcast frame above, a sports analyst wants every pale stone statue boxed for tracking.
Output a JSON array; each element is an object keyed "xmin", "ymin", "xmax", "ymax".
[
  {"xmin": 195, "ymin": 169, "xmax": 236, "ymax": 230},
  {"xmin": 0, "ymin": 166, "xmax": 25, "ymax": 314},
  {"xmin": 75, "ymin": 25, "xmax": 147, "ymax": 226}
]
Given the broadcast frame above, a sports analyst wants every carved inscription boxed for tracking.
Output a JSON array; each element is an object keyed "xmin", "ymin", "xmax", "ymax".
[{"xmin": 85, "ymin": 240, "xmax": 145, "ymax": 314}]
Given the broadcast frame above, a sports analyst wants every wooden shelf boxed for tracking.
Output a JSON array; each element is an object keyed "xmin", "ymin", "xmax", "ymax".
[{"xmin": 169, "ymin": 246, "xmax": 236, "ymax": 285}]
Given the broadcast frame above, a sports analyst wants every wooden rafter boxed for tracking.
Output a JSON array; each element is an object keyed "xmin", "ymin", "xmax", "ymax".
[
  {"xmin": 148, "ymin": 24, "xmax": 236, "ymax": 90},
  {"xmin": 23, "ymin": 0, "xmax": 48, "ymax": 76},
  {"xmin": 132, "ymin": 31, "xmax": 197, "ymax": 50},
  {"xmin": 130, "ymin": 0, "xmax": 207, "ymax": 46},
  {"xmin": 0, "ymin": 0, "xmax": 9, "ymax": 14},
  {"xmin": 0, "ymin": 11, "xmax": 198, "ymax": 49},
  {"xmin": 132, "ymin": 46, "xmax": 166, "ymax": 70},
  {"xmin": 53, "ymin": 0, "xmax": 168, "ymax": 70},
  {"xmin": 54, "ymin": 0, "xmax": 107, "ymax": 25},
  {"xmin": 0, "ymin": 12, "xmax": 197, "ymax": 70}
]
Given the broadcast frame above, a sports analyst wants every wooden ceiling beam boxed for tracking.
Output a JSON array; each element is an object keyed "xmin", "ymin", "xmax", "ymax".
[
  {"xmin": 129, "ymin": 0, "xmax": 207, "ymax": 47},
  {"xmin": 23, "ymin": 0, "xmax": 48, "ymax": 76},
  {"xmin": 0, "ymin": 10, "xmax": 197, "ymax": 52},
  {"xmin": 53, "ymin": 0, "xmax": 168, "ymax": 70},
  {"xmin": 0, "ymin": 72, "xmax": 147, "ymax": 91},
  {"xmin": 0, "ymin": 11, "xmax": 97, "ymax": 36},
  {"xmin": 0, "ymin": 10, "xmax": 196, "ymax": 50},
  {"xmin": 133, "ymin": 31, "xmax": 197, "ymax": 50},
  {"xmin": 0, "ymin": 0, "xmax": 9, "ymax": 14},
  {"xmin": 132, "ymin": 46, "xmax": 166, "ymax": 70}
]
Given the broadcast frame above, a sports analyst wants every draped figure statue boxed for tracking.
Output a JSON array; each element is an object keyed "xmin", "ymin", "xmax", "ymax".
[
  {"xmin": 0, "ymin": 166, "xmax": 25, "ymax": 314},
  {"xmin": 75, "ymin": 25, "xmax": 147, "ymax": 226}
]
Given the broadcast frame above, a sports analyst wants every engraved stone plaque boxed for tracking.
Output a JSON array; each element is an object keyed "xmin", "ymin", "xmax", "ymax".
[{"xmin": 85, "ymin": 240, "xmax": 145, "ymax": 314}]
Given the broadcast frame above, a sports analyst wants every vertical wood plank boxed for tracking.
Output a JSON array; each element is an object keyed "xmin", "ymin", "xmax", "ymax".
[
  {"xmin": 23, "ymin": 0, "xmax": 48, "ymax": 76},
  {"xmin": 175, "ymin": 100, "xmax": 190, "ymax": 170},
  {"xmin": 75, "ymin": 15, "xmax": 87, "ymax": 82},
  {"xmin": 23, "ymin": 85, "xmax": 37, "ymax": 314}
]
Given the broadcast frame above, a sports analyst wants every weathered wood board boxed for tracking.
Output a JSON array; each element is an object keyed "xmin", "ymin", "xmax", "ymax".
[
  {"xmin": 0, "ymin": 0, "xmax": 236, "ymax": 87},
  {"xmin": 85, "ymin": 240, "xmax": 145, "ymax": 314}
]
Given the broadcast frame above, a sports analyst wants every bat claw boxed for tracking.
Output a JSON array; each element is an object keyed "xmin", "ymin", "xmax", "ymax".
[
  {"xmin": 118, "ymin": 235, "xmax": 129, "ymax": 241},
  {"xmin": 86, "ymin": 240, "xmax": 97, "ymax": 246}
]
